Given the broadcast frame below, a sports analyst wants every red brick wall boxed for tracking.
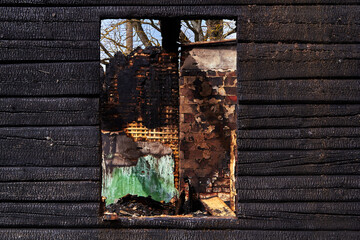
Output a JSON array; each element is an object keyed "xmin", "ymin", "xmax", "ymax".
[{"xmin": 179, "ymin": 67, "xmax": 237, "ymax": 203}]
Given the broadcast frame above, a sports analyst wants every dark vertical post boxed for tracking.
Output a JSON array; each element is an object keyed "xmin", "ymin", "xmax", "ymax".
[{"xmin": 160, "ymin": 18, "xmax": 180, "ymax": 53}]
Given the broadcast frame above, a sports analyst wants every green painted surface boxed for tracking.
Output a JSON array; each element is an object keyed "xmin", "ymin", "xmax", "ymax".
[{"xmin": 103, "ymin": 155, "xmax": 178, "ymax": 205}]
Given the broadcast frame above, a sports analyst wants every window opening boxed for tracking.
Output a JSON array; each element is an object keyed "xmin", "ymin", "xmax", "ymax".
[{"xmin": 100, "ymin": 18, "xmax": 237, "ymax": 218}]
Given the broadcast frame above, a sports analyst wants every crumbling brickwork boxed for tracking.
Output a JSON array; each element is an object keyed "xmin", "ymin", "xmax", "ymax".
[
  {"xmin": 179, "ymin": 43, "xmax": 237, "ymax": 204},
  {"xmin": 101, "ymin": 47, "xmax": 180, "ymax": 190},
  {"xmin": 101, "ymin": 47, "xmax": 179, "ymax": 131}
]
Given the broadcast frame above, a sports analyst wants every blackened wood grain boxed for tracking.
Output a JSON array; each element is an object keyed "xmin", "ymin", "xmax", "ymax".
[
  {"xmin": 238, "ymin": 79, "xmax": 360, "ymax": 102},
  {"xmin": 99, "ymin": 229, "xmax": 360, "ymax": 240},
  {"xmin": 238, "ymin": 104, "xmax": 360, "ymax": 129},
  {"xmin": 0, "ymin": 63, "xmax": 100, "ymax": 96},
  {"xmin": 1, "ymin": 0, "xmax": 360, "ymax": 5},
  {"xmin": 238, "ymin": 138, "xmax": 360, "ymax": 150},
  {"xmin": 1, "ymin": 22, "xmax": 99, "ymax": 41},
  {"xmin": 237, "ymin": 150, "xmax": 360, "ymax": 175},
  {"xmin": 237, "ymin": 43, "xmax": 360, "ymax": 81},
  {"xmin": 0, "ymin": 7, "xmax": 98, "ymax": 22},
  {"xmin": 0, "ymin": 181, "xmax": 100, "ymax": 201},
  {"xmin": 236, "ymin": 175, "xmax": 360, "ymax": 202},
  {"xmin": 0, "ymin": 40, "xmax": 98, "ymax": 62},
  {"xmin": 102, "ymin": 217, "xmax": 241, "ymax": 230},
  {"xmin": 238, "ymin": 128, "xmax": 360, "ymax": 150},
  {"xmin": 238, "ymin": 6, "xmax": 360, "ymax": 43},
  {"xmin": 239, "ymin": 127, "xmax": 360, "ymax": 139},
  {"xmin": 0, "ymin": 167, "xmax": 100, "ymax": 181},
  {"xmin": 0, "ymin": 126, "xmax": 100, "ymax": 167},
  {"xmin": 3, "ymin": 229, "xmax": 356, "ymax": 240},
  {"xmin": 98, "ymin": 6, "xmax": 239, "ymax": 19},
  {"xmin": 0, "ymin": 98, "xmax": 98, "ymax": 126},
  {"xmin": 0, "ymin": 202, "xmax": 99, "ymax": 227},
  {"xmin": 236, "ymin": 202, "xmax": 360, "ymax": 230}
]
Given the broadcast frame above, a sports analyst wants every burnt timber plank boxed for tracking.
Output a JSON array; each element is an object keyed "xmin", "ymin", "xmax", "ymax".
[
  {"xmin": 236, "ymin": 175, "xmax": 360, "ymax": 202},
  {"xmin": 0, "ymin": 181, "xmax": 100, "ymax": 201},
  {"xmin": 0, "ymin": 40, "xmax": 98, "ymax": 62},
  {"xmin": 0, "ymin": 7, "xmax": 99, "ymax": 22},
  {"xmin": 238, "ymin": 138, "xmax": 360, "ymax": 150},
  {"xmin": 99, "ymin": 229, "xmax": 360, "ymax": 240},
  {"xmin": 239, "ymin": 79, "xmax": 360, "ymax": 102},
  {"xmin": 0, "ymin": 167, "xmax": 100, "ymax": 181},
  {"xmin": 238, "ymin": 127, "xmax": 360, "ymax": 150},
  {"xmin": 0, "ymin": 98, "xmax": 98, "ymax": 126},
  {"xmin": 239, "ymin": 127, "xmax": 360, "ymax": 139},
  {"xmin": 237, "ymin": 43, "xmax": 360, "ymax": 81},
  {"xmin": 1, "ymin": 229, "xmax": 359, "ymax": 240},
  {"xmin": 237, "ymin": 150, "xmax": 360, "ymax": 175},
  {"xmin": 1, "ymin": 22, "xmax": 99, "ymax": 41},
  {"xmin": 0, "ymin": 202, "xmax": 99, "ymax": 227},
  {"xmin": 238, "ymin": 6, "xmax": 360, "ymax": 43},
  {"xmin": 0, "ymin": 62, "xmax": 100, "ymax": 96},
  {"xmin": 98, "ymin": 6, "xmax": 240, "ymax": 19},
  {"xmin": 238, "ymin": 104, "xmax": 360, "ymax": 129},
  {"xmin": 236, "ymin": 202, "xmax": 360, "ymax": 230},
  {"xmin": 1, "ymin": 0, "xmax": 360, "ymax": 5},
  {"xmin": 0, "ymin": 126, "xmax": 100, "ymax": 167}
]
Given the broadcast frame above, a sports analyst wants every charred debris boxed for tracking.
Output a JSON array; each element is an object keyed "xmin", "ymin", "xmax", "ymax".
[
  {"xmin": 103, "ymin": 177, "xmax": 234, "ymax": 218},
  {"xmin": 101, "ymin": 28, "xmax": 237, "ymax": 218}
]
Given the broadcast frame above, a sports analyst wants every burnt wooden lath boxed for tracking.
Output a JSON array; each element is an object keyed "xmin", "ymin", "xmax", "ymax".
[{"xmin": 0, "ymin": 1, "xmax": 359, "ymax": 240}]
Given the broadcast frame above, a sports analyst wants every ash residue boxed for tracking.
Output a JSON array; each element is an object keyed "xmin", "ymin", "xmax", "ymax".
[{"xmin": 105, "ymin": 193, "xmax": 209, "ymax": 217}]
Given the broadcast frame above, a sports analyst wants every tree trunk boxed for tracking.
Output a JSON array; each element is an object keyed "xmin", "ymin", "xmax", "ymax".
[
  {"xmin": 132, "ymin": 20, "xmax": 152, "ymax": 47},
  {"xmin": 191, "ymin": 20, "xmax": 204, "ymax": 42},
  {"xmin": 125, "ymin": 20, "xmax": 133, "ymax": 54}
]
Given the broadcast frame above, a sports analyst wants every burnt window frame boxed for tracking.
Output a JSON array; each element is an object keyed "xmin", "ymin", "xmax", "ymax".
[{"xmin": 98, "ymin": 11, "xmax": 239, "ymax": 226}]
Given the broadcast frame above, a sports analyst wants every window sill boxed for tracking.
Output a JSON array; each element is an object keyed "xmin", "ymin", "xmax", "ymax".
[{"xmin": 102, "ymin": 214, "xmax": 239, "ymax": 230}]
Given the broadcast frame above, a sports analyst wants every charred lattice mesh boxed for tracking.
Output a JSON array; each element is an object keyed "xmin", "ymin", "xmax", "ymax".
[
  {"xmin": 124, "ymin": 122, "xmax": 179, "ymax": 189},
  {"xmin": 101, "ymin": 47, "xmax": 180, "ymax": 188},
  {"xmin": 101, "ymin": 47, "xmax": 179, "ymax": 131}
]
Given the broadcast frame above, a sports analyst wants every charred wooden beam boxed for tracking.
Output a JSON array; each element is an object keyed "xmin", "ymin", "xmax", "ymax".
[{"xmin": 160, "ymin": 18, "xmax": 180, "ymax": 53}]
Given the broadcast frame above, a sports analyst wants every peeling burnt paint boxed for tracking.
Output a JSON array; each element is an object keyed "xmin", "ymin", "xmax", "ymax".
[
  {"xmin": 101, "ymin": 43, "xmax": 237, "ymax": 210},
  {"xmin": 101, "ymin": 47, "xmax": 179, "ymax": 131},
  {"xmin": 101, "ymin": 47, "xmax": 180, "ymax": 205},
  {"xmin": 102, "ymin": 154, "xmax": 177, "ymax": 205}
]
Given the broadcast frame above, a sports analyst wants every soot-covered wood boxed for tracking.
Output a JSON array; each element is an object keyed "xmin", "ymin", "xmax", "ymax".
[
  {"xmin": 238, "ymin": 127, "xmax": 360, "ymax": 149},
  {"xmin": 0, "ymin": 62, "xmax": 100, "ymax": 96},
  {"xmin": 0, "ymin": 181, "xmax": 100, "ymax": 201},
  {"xmin": 1, "ymin": 229, "xmax": 359, "ymax": 240},
  {"xmin": 0, "ymin": 127, "xmax": 99, "ymax": 167},
  {"xmin": 239, "ymin": 79, "xmax": 360, "ymax": 102},
  {"xmin": 0, "ymin": 7, "xmax": 98, "ymax": 22},
  {"xmin": 0, "ymin": 1, "xmax": 359, "ymax": 237},
  {"xmin": 1, "ymin": 0, "xmax": 360, "ymax": 5},
  {"xmin": 0, "ymin": 202, "xmax": 99, "ymax": 227},
  {"xmin": 0, "ymin": 40, "xmax": 98, "ymax": 62},
  {"xmin": 0, "ymin": 98, "xmax": 98, "ymax": 126},
  {"xmin": 237, "ymin": 43, "xmax": 359, "ymax": 81},
  {"xmin": 1, "ymin": 22, "xmax": 99, "ymax": 41},
  {"xmin": 238, "ymin": 6, "xmax": 360, "ymax": 43},
  {"xmin": 237, "ymin": 202, "xmax": 360, "ymax": 230},
  {"xmin": 236, "ymin": 175, "xmax": 360, "ymax": 201},
  {"xmin": 0, "ymin": 167, "xmax": 100, "ymax": 181},
  {"xmin": 238, "ymin": 104, "xmax": 360, "ymax": 129},
  {"xmin": 237, "ymin": 150, "xmax": 360, "ymax": 175}
]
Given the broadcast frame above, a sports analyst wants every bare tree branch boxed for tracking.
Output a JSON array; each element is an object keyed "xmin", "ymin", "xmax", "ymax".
[
  {"xmin": 100, "ymin": 42, "xmax": 113, "ymax": 58},
  {"xmin": 132, "ymin": 19, "xmax": 152, "ymax": 47},
  {"xmin": 179, "ymin": 31, "xmax": 191, "ymax": 44},
  {"xmin": 222, "ymin": 28, "xmax": 236, "ymax": 39}
]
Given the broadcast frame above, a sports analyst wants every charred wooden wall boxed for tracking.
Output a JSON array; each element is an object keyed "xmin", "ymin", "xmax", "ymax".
[{"xmin": 0, "ymin": 1, "xmax": 359, "ymax": 239}]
